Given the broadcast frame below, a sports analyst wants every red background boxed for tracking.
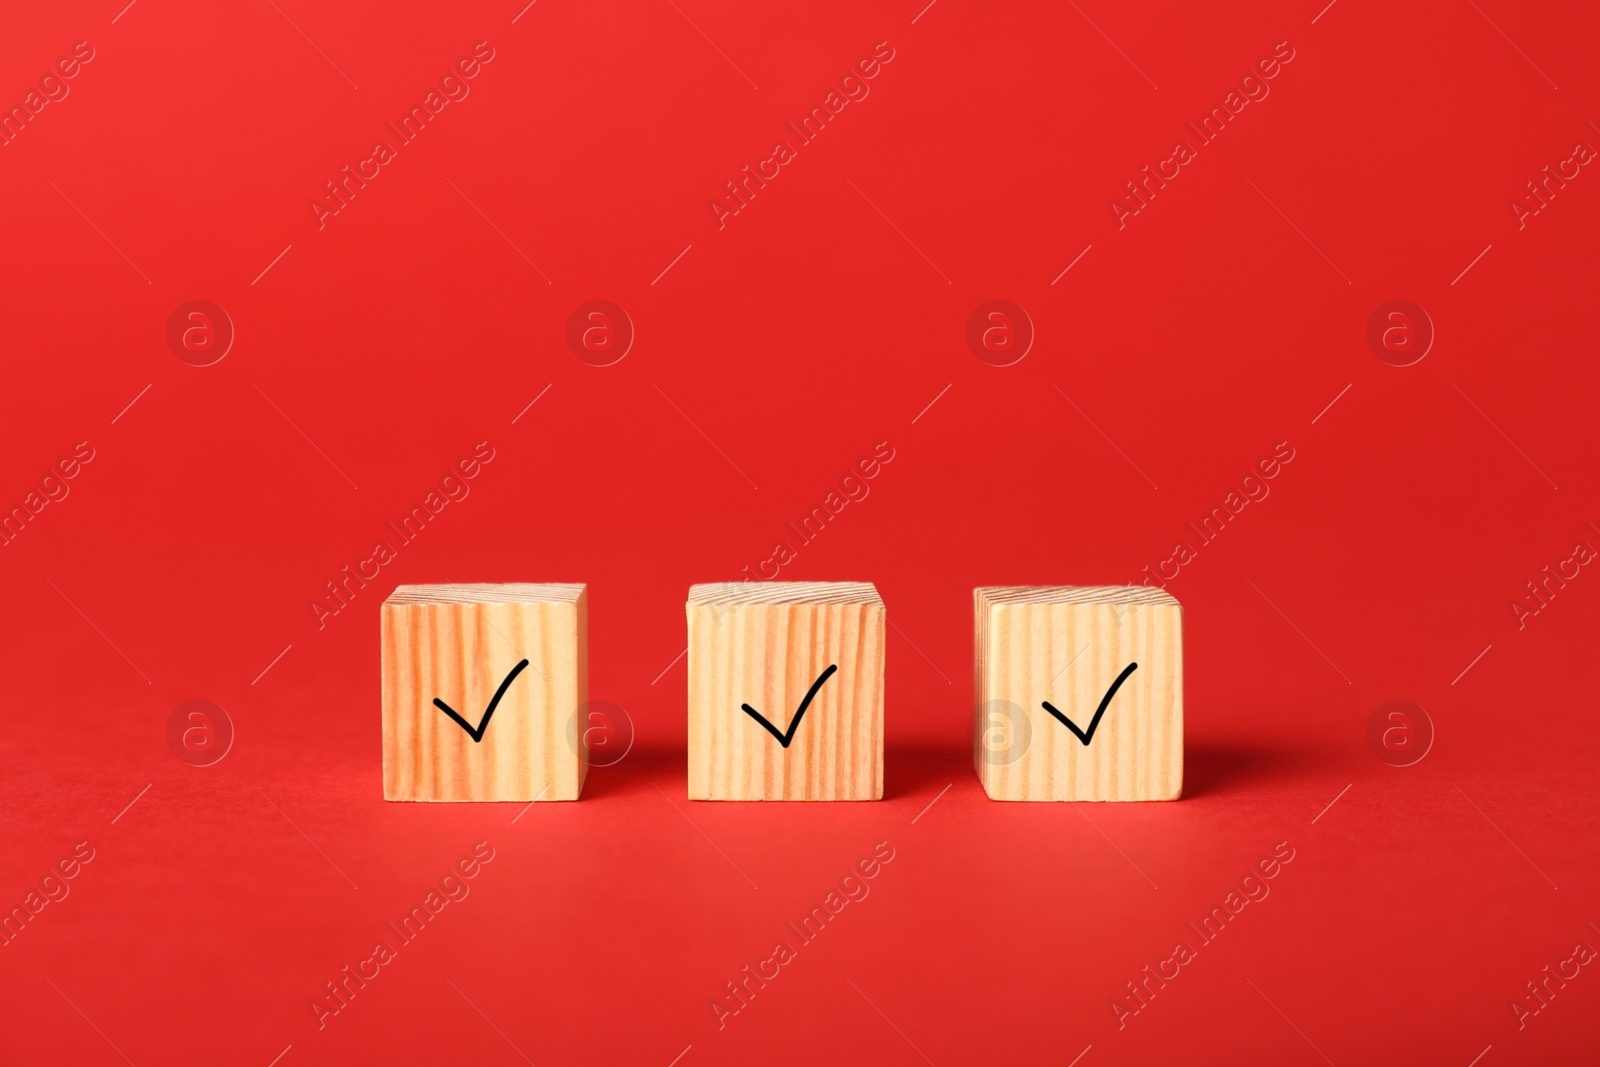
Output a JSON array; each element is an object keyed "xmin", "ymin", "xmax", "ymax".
[{"xmin": 2, "ymin": 0, "xmax": 1598, "ymax": 1063}]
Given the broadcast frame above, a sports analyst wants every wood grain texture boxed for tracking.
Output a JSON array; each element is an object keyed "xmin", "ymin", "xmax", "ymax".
[
  {"xmin": 687, "ymin": 582, "xmax": 884, "ymax": 801},
  {"xmin": 382, "ymin": 583, "xmax": 586, "ymax": 802},
  {"xmin": 974, "ymin": 586, "xmax": 1182, "ymax": 802}
]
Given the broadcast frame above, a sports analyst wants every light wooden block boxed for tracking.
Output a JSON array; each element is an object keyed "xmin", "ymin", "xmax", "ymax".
[
  {"xmin": 687, "ymin": 582, "xmax": 884, "ymax": 801},
  {"xmin": 974, "ymin": 586, "xmax": 1181, "ymax": 802},
  {"xmin": 382, "ymin": 583, "xmax": 587, "ymax": 802}
]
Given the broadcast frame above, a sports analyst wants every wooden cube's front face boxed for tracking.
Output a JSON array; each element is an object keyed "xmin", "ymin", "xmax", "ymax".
[
  {"xmin": 688, "ymin": 601, "xmax": 884, "ymax": 800},
  {"xmin": 977, "ymin": 599, "xmax": 1182, "ymax": 801},
  {"xmin": 382, "ymin": 599, "xmax": 586, "ymax": 802}
]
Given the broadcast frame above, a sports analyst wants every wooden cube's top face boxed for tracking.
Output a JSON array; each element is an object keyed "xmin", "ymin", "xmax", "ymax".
[
  {"xmin": 975, "ymin": 585, "xmax": 1179, "ymax": 608},
  {"xmin": 687, "ymin": 581, "xmax": 882, "ymax": 607},
  {"xmin": 386, "ymin": 583, "xmax": 586, "ymax": 606}
]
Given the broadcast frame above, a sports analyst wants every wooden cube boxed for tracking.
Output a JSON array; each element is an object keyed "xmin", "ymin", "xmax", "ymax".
[
  {"xmin": 974, "ymin": 586, "xmax": 1181, "ymax": 802},
  {"xmin": 382, "ymin": 584, "xmax": 587, "ymax": 802},
  {"xmin": 687, "ymin": 582, "xmax": 884, "ymax": 800}
]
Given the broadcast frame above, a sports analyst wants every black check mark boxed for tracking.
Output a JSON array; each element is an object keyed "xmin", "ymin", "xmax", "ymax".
[
  {"xmin": 1042, "ymin": 662, "xmax": 1138, "ymax": 746},
  {"xmin": 740, "ymin": 664, "xmax": 837, "ymax": 749},
  {"xmin": 433, "ymin": 659, "xmax": 529, "ymax": 743}
]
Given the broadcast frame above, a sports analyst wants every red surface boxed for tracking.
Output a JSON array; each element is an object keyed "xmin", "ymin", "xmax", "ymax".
[{"xmin": 2, "ymin": 1, "xmax": 1598, "ymax": 1063}]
